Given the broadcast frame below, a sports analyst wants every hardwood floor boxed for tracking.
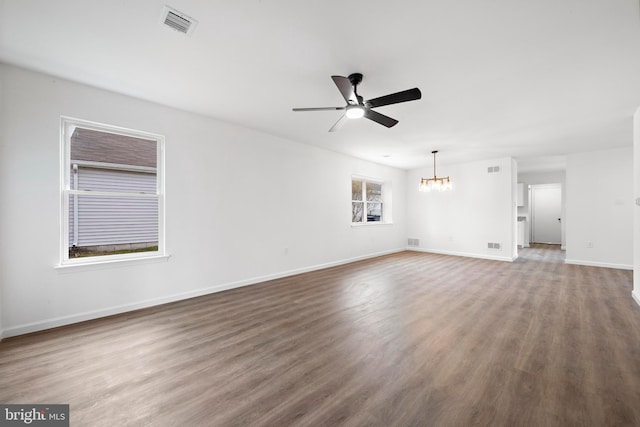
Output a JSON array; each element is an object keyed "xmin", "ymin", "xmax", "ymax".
[{"xmin": 1, "ymin": 245, "xmax": 640, "ymax": 426}]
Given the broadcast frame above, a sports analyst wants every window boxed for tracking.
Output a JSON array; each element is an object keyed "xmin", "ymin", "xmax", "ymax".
[
  {"xmin": 60, "ymin": 117, "xmax": 164, "ymax": 265},
  {"xmin": 351, "ymin": 177, "xmax": 385, "ymax": 224}
]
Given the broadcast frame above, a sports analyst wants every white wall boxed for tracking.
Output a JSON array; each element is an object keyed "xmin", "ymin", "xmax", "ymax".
[
  {"xmin": 517, "ymin": 170, "xmax": 566, "ymax": 249},
  {"xmin": 565, "ymin": 147, "xmax": 633, "ymax": 269},
  {"xmin": 511, "ymin": 159, "xmax": 518, "ymax": 257},
  {"xmin": 633, "ymin": 108, "xmax": 640, "ymax": 306},
  {"xmin": 0, "ymin": 64, "xmax": 408, "ymax": 336},
  {"xmin": 407, "ymin": 157, "xmax": 517, "ymax": 261},
  {"xmin": 0, "ymin": 65, "xmax": 4, "ymax": 340}
]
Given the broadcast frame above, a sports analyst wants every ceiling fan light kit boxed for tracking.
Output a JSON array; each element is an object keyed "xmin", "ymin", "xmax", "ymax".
[
  {"xmin": 345, "ymin": 105, "xmax": 365, "ymax": 119},
  {"xmin": 293, "ymin": 73, "xmax": 421, "ymax": 131},
  {"xmin": 419, "ymin": 151, "xmax": 452, "ymax": 192}
]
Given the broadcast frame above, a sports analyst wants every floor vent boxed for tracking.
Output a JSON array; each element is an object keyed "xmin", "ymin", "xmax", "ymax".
[{"xmin": 161, "ymin": 6, "xmax": 198, "ymax": 35}]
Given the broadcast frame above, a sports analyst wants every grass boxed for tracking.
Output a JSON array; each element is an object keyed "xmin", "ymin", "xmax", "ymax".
[{"xmin": 71, "ymin": 246, "xmax": 159, "ymax": 258}]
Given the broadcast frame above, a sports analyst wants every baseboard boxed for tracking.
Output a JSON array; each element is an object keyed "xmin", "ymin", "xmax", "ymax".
[
  {"xmin": 1, "ymin": 247, "xmax": 405, "ymax": 338},
  {"xmin": 564, "ymin": 259, "xmax": 633, "ymax": 270},
  {"xmin": 633, "ymin": 290, "xmax": 640, "ymax": 308},
  {"xmin": 406, "ymin": 246, "xmax": 514, "ymax": 262}
]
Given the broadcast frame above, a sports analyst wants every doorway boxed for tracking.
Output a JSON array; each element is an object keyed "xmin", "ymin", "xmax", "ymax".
[{"xmin": 530, "ymin": 184, "xmax": 562, "ymax": 244}]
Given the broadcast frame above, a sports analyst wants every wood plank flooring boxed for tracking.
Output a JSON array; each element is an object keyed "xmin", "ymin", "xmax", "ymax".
[{"xmin": 1, "ymin": 245, "xmax": 640, "ymax": 426}]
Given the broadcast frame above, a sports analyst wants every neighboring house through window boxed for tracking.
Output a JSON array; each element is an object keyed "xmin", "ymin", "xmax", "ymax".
[
  {"xmin": 60, "ymin": 117, "xmax": 164, "ymax": 264},
  {"xmin": 351, "ymin": 177, "xmax": 386, "ymax": 224}
]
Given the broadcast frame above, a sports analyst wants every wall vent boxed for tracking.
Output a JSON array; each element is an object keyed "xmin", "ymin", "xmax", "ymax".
[
  {"xmin": 487, "ymin": 166, "xmax": 501, "ymax": 173},
  {"xmin": 408, "ymin": 238, "xmax": 420, "ymax": 247},
  {"xmin": 161, "ymin": 6, "xmax": 198, "ymax": 35},
  {"xmin": 487, "ymin": 242, "xmax": 501, "ymax": 249}
]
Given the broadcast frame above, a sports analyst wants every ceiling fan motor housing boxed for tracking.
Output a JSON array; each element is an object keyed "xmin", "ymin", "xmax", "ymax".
[{"xmin": 348, "ymin": 73, "xmax": 363, "ymax": 87}]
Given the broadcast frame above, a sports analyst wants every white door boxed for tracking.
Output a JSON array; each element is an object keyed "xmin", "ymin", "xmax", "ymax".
[{"xmin": 531, "ymin": 184, "xmax": 561, "ymax": 244}]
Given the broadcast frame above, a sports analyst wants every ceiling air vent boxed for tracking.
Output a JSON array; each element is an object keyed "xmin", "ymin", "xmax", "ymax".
[{"xmin": 161, "ymin": 6, "xmax": 198, "ymax": 35}]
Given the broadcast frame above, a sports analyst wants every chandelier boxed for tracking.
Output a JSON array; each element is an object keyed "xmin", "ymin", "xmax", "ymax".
[{"xmin": 419, "ymin": 150, "xmax": 452, "ymax": 192}]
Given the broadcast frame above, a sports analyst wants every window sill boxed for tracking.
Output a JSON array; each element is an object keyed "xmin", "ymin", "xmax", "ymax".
[
  {"xmin": 351, "ymin": 222, "xmax": 393, "ymax": 228},
  {"xmin": 55, "ymin": 254, "xmax": 171, "ymax": 273}
]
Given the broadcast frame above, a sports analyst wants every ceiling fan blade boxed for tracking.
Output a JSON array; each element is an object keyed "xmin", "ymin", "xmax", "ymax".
[
  {"xmin": 329, "ymin": 114, "xmax": 348, "ymax": 132},
  {"xmin": 331, "ymin": 76, "xmax": 357, "ymax": 104},
  {"xmin": 366, "ymin": 88, "xmax": 422, "ymax": 109},
  {"xmin": 293, "ymin": 107, "xmax": 345, "ymax": 112},
  {"xmin": 364, "ymin": 109, "xmax": 399, "ymax": 128}
]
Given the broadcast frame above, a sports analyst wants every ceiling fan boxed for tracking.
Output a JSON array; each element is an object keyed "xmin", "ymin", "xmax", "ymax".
[{"xmin": 292, "ymin": 73, "xmax": 422, "ymax": 132}]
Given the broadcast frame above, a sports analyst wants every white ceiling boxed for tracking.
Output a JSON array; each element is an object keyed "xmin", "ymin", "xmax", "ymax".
[{"xmin": 2, "ymin": 0, "xmax": 640, "ymax": 170}]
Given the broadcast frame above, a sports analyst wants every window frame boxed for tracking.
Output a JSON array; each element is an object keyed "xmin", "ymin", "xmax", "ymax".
[
  {"xmin": 351, "ymin": 176, "xmax": 390, "ymax": 226},
  {"xmin": 59, "ymin": 116, "xmax": 166, "ymax": 267}
]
